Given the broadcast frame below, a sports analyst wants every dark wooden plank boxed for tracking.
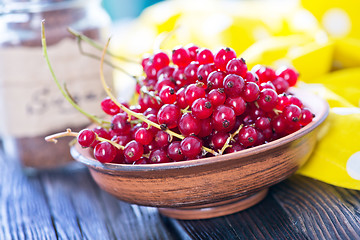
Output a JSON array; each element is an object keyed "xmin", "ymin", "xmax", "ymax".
[
  {"xmin": 172, "ymin": 192, "xmax": 308, "ymax": 239},
  {"xmin": 271, "ymin": 175, "xmax": 360, "ymax": 240},
  {"xmin": 0, "ymin": 152, "xmax": 57, "ymax": 240},
  {"xmin": 41, "ymin": 167, "xmax": 181, "ymax": 240},
  {"xmin": 99, "ymin": 190, "xmax": 181, "ymax": 240},
  {"xmin": 41, "ymin": 169, "xmax": 115, "ymax": 240},
  {"xmin": 40, "ymin": 169, "xmax": 86, "ymax": 240}
]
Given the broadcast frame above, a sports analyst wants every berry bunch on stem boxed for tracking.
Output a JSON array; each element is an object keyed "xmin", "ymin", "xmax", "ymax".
[{"xmin": 42, "ymin": 22, "xmax": 314, "ymax": 165}]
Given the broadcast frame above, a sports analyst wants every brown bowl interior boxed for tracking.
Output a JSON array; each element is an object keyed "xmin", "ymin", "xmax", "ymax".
[{"xmin": 71, "ymin": 88, "xmax": 329, "ymax": 208}]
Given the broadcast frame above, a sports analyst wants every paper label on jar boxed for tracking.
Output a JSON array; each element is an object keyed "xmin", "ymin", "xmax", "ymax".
[{"xmin": 0, "ymin": 39, "xmax": 113, "ymax": 137}]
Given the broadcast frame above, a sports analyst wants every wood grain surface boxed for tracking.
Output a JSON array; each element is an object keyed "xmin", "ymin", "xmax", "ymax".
[{"xmin": 1, "ymin": 150, "xmax": 359, "ymax": 239}]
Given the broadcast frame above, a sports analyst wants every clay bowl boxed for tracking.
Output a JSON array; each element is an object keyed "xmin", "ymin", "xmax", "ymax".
[{"xmin": 70, "ymin": 88, "xmax": 329, "ymax": 220}]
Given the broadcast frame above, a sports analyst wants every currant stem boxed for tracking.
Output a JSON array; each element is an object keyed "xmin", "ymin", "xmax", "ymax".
[
  {"xmin": 140, "ymin": 86, "xmax": 161, "ymax": 104},
  {"xmin": 41, "ymin": 21, "xmax": 109, "ymax": 127},
  {"xmin": 273, "ymin": 108, "xmax": 282, "ymax": 115},
  {"xmin": 75, "ymin": 37, "xmax": 138, "ymax": 79},
  {"xmin": 67, "ymin": 27, "xmax": 138, "ymax": 63},
  {"xmin": 219, "ymin": 124, "xmax": 244, "ymax": 155},
  {"xmin": 45, "ymin": 128, "xmax": 124, "ymax": 150},
  {"xmin": 99, "ymin": 38, "xmax": 218, "ymax": 156}
]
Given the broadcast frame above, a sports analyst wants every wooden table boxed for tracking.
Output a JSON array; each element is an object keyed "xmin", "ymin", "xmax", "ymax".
[{"xmin": 1, "ymin": 150, "xmax": 359, "ymax": 240}]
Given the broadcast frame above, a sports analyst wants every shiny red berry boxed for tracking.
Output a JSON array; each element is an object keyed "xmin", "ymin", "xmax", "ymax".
[
  {"xmin": 94, "ymin": 141, "xmax": 118, "ymax": 163},
  {"xmin": 223, "ymin": 74, "xmax": 245, "ymax": 97},
  {"xmin": 212, "ymin": 105, "xmax": 236, "ymax": 132},
  {"xmin": 78, "ymin": 129, "xmax": 96, "ymax": 148},
  {"xmin": 191, "ymin": 98, "xmax": 213, "ymax": 119},
  {"xmin": 152, "ymin": 51, "xmax": 170, "ymax": 70},
  {"xmin": 276, "ymin": 66, "xmax": 298, "ymax": 87},
  {"xmin": 101, "ymin": 97, "xmax": 120, "ymax": 115},
  {"xmin": 157, "ymin": 104, "xmax": 181, "ymax": 129},
  {"xmin": 178, "ymin": 113, "xmax": 201, "ymax": 136},
  {"xmin": 180, "ymin": 136, "xmax": 203, "ymax": 159},
  {"xmin": 124, "ymin": 140, "xmax": 144, "ymax": 162},
  {"xmin": 226, "ymin": 58, "xmax": 247, "ymax": 78},
  {"xmin": 214, "ymin": 47, "xmax": 237, "ymax": 71},
  {"xmin": 197, "ymin": 48, "xmax": 214, "ymax": 64},
  {"xmin": 172, "ymin": 47, "xmax": 191, "ymax": 68}
]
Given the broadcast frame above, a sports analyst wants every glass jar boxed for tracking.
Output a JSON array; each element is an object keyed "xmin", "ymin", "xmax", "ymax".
[{"xmin": 0, "ymin": 0, "xmax": 111, "ymax": 171}]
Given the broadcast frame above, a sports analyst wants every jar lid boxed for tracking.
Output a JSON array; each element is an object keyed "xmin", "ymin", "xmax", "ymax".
[{"xmin": 0, "ymin": 0, "xmax": 98, "ymax": 14}]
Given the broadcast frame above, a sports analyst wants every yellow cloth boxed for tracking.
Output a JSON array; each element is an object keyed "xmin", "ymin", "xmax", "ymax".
[{"xmin": 112, "ymin": 0, "xmax": 360, "ymax": 190}]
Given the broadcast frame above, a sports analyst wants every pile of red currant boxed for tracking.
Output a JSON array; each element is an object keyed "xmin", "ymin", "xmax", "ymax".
[{"xmin": 76, "ymin": 45, "xmax": 314, "ymax": 164}]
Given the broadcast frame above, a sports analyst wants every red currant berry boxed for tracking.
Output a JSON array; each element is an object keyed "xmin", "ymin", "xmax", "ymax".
[
  {"xmin": 144, "ymin": 62, "xmax": 158, "ymax": 80},
  {"xmin": 197, "ymin": 48, "xmax": 214, "ymax": 64},
  {"xmin": 157, "ymin": 66, "xmax": 175, "ymax": 80},
  {"xmin": 271, "ymin": 115, "xmax": 286, "ymax": 134},
  {"xmin": 142, "ymin": 114, "xmax": 158, "ymax": 134},
  {"xmin": 134, "ymin": 127, "xmax": 154, "ymax": 145},
  {"xmin": 152, "ymin": 51, "xmax": 170, "ymax": 70},
  {"xmin": 143, "ymin": 140, "xmax": 158, "ymax": 154},
  {"xmin": 149, "ymin": 149, "xmax": 170, "ymax": 164},
  {"xmin": 143, "ymin": 107, "xmax": 158, "ymax": 116},
  {"xmin": 91, "ymin": 127, "xmax": 110, "ymax": 148},
  {"xmin": 207, "ymin": 88, "xmax": 226, "ymax": 107},
  {"xmin": 180, "ymin": 136, "xmax": 203, "ymax": 159},
  {"xmin": 272, "ymin": 77, "xmax": 289, "ymax": 94},
  {"xmin": 255, "ymin": 117, "xmax": 271, "ymax": 130},
  {"xmin": 191, "ymin": 98, "xmax": 213, "ymax": 119},
  {"xmin": 288, "ymin": 95, "xmax": 304, "ymax": 108},
  {"xmin": 154, "ymin": 130, "xmax": 171, "ymax": 148},
  {"xmin": 185, "ymin": 83, "xmax": 206, "ymax": 106},
  {"xmin": 159, "ymin": 86, "xmax": 177, "ymax": 104},
  {"xmin": 225, "ymin": 143, "xmax": 244, "ymax": 154},
  {"xmin": 157, "ymin": 104, "xmax": 181, "ymax": 129},
  {"xmin": 78, "ymin": 129, "xmax": 96, "ymax": 148},
  {"xmin": 257, "ymin": 89, "xmax": 278, "ymax": 112},
  {"xmin": 238, "ymin": 126, "xmax": 258, "ymax": 147},
  {"xmin": 111, "ymin": 112, "xmax": 131, "ymax": 135},
  {"xmin": 276, "ymin": 94, "xmax": 290, "ymax": 111},
  {"xmin": 141, "ymin": 54, "xmax": 151, "ymax": 69},
  {"xmin": 197, "ymin": 117, "xmax": 213, "ymax": 138},
  {"xmin": 178, "ymin": 113, "xmax": 201, "ymax": 136},
  {"xmin": 226, "ymin": 58, "xmax": 247, "ymax": 78},
  {"xmin": 186, "ymin": 44, "xmax": 199, "ymax": 61},
  {"xmin": 124, "ymin": 140, "xmax": 144, "ymax": 162},
  {"xmin": 276, "ymin": 66, "xmax": 298, "ymax": 87},
  {"xmin": 155, "ymin": 77, "xmax": 176, "ymax": 93},
  {"xmin": 207, "ymin": 71, "xmax": 226, "ymax": 90},
  {"xmin": 214, "ymin": 47, "xmax": 237, "ymax": 71},
  {"xmin": 94, "ymin": 141, "xmax": 118, "ymax": 163},
  {"xmin": 299, "ymin": 108, "xmax": 314, "ymax": 126},
  {"xmin": 101, "ymin": 97, "xmax": 120, "ymax": 115},
  {"xmin": 197, "ymin": 63, "xmax": 216, "ymax": 83},
  {"xmin": 172, "ymin": 47, "xmax": 191, "ymax": 68},
  {"xmin": 167, "ymin": 141, "xmax": 184, "ymax": 161},
  {"xmin": 176, "ymin": 87, "xmax": 188, "ymax": 109},
  {"xmin": 259, "ymin": 81, "xmax": 276, "ymax": 91},
  {"xmin": 225, "ymin": 96, "xmax": 246, "ymax": 116},
  {"xmin": 282, "ymin": 104, "xmax": 302, "ymax": 124},
  {"xmin": 245, "ymin": 71, "xmax": 259, "ymax": 83},
  {"xmin": 184, "ymin": 61, "xmax": 200, "ymax": 83},
  {"xmin": 111, "ymin": 134, "xmax": 131, "ymax": 147},
  {"xmin": 223, "ymin": 74, "xmax": 245, "ymax": 97},
  {"xmin": 134, "ymin": 158, "xmax": 149, "ymax": 165},
  {"xmin": 210, "ymin": 131, "xmax": 230, "ymax": 150},
  {"xmin": 252, "ymin": 65, "xmax": 276, "ymax": 83},
  {"xmin": 242, "ymin": 82, "xmax": 260, "ymax": 102},
  {"xmin": 212, "ymin": 105, "xmax": 236, "ymax": 132}
]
